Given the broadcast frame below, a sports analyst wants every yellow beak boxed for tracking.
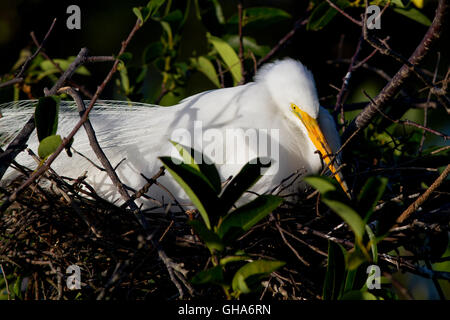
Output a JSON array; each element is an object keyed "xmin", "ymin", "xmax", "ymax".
[{"xmin": 291, "ymin": 103, "xmax": 350, "ymax": 198}]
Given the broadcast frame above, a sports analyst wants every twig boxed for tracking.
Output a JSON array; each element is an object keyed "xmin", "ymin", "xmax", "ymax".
[
  {"xmin": 0, "ymin": 19, "xmax": 143, "ymax": 213},
  {"xmin": 120, "ymin": 166, "xmax": 165, "ymax": 209},
  {"xmin": 280, "ymin": 227, "xmax": 327, "ymax": 257},
  {"xmin": 0, "ymin": 18, "xmax": 57, "ymax": 89},
  {"xmin": 396, "ymin": 164, "xmax": 450, "ymax": 224},
  {"xmin": 57, "ymin": 86, "xmax": 145, "ymax": 227},
  {"xmin": 382, "ymin": 272, "xmax": 414, "ymax": 300},
  {"xmin": 30, "ymin": 31, "xmax": 95, "ymax": 99},
  {"xmin": 257, "ymin": 15, "xmax": 308, "ymax": 67},
  {"xmin": 275, "ymin": 221, "xmax": 310, "ymax": 267},
  {"xmin": 0, "ymin": 48, "xmax": 89, "ymax": 180},
  {"xmin": 363, "ymin": 90, "xmax": 450, "ymax": 140},
  {"xmin": 237, "ymin": 0, "xmax": 245, "ymax": 85},
  {"xmin": 342, "ymin": 0, "xmax": 449, "ymax": 143},
  {"xmin": 327, "ymin": 58, "xmax": 393, "ymax": 82},
  {"xmin": 419, "ymin": 52, "xmax": 441, "ymax": 154},
  {"xmin": 0, "ymin": 264, "xmax": 10, "ymax": 300},
  {"xmin": 324, "ymin": 98, "xmax": 438, "ymax": 111},
  {"xmin": 325, "ymin": 0, "xmax": 363, "ymax": 27},
  {"xmin": 216, "ymin": 58, "xmax": 225, "ymax": 88},
  {"xmin": 0, "ymin": 78, "xmax": 23, "ymax": 88},
  {"xmin": 334, "ymin": 34, "xmax": 364, "ymax": 125},
  {"xmin": 379, "ymin": 253, "xmax": 450, "ymax": 280}
]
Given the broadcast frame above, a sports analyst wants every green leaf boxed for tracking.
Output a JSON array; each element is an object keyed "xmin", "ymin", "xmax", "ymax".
[
  {"xmin": 191, "ymin": 265, "xmax": 224, "ymax": 285},
  {"xmin": 343, "ymin": 268, "xmax": 357, "ymax": 294},
  {"xmin": 143, "ymin": 42, "xmax": 164, "ymax": 63},
  {"xmin": 393, "ymin": 7, "xmax": 431, "ymax": 26},
  {"xmin": 192, "ymin": 56, "xmax": 221, "ymax": 88},
  {"xmin": 231, "ymin": 260, "xmax": 285, "ymax": 294},
  {"xmin": 219, "ymin": 158, "xmax": 271, "ymax": 214},
  {"xmin": 162, "ymin": 9, "xmax": 183, "ymax": 23},
  {"xmin": 40, "ymin": 58, "xmax": 90, "ymax": 76},
  {"xmin": 210, "ymin": 0, "xmax": 225, "ymax": 24},
  {"xmin": 133, "ymin": 7, "xmax": 148, "ymax": 25},
  {"xmin": 340, "ymin": 290, "xmax": 379, "ymax": 300},
  {"xmin": 34, "ymin": 96, "xmax": 60, "ymax": 142},
  {"xmin": 357, "ymin": 176, "xmax": 388, "ymax": 222},
  {"xmin": 118, "ymin": 52, "xmax": 133, "ymax": 64},
  {"xmin": 323, "ymin": 197, "xmax": 366, "ymax": 241},
  {"xmin": 147, "ymin": 0, "xmax": 166, "ymax": 17},
  {"xmin": 220, "ymin": 254, "xmax": 249, "ymax": 266},
  {"xmin": 170, "ymin": 141, "xmax": 222, "ymax": 194},
  {"xmin": 390, "ymin": 0, "xmax": 407, "ymax": 8},
  {"xmin": 322, "ymin": 240, "xmax": 347, "ymax": 300},
  {"xmin": 12, "ymin": 276, "xmax": 22, "ymax": 299},
  {"xmin": 305, "ymin": 176, "xmax": 366, "ymax": 241},
  {"xmin": 227, "ymin": 7, "xmax": 291, "ymax": 27},
  {"xmin": 159, "ymin": 156, "xmax": 219, "ymax": 228},
  {"xmin": 38, "ymin": 134, "xmax": 62, "ymax": 159},
  {"xmin": 160, "ymin": 21, "xmax": 173, "ymax": 49},
  {"xmin": 307, "ymin": 0, "xmax": 349, "ymax": 31},
  {"xmin": 217, "ymin": 195, "xmax": 283, "ymax": 242},
  {"xmin": 346, "ymin": 247, "xmax": 367, "ymax": 271},
  {"xmin": 365, "ymin": 225, "xmax": 378, "ymax": 264},
  {"xmin": 304, "ymin": 175, "xmax": 337, "ymax": 194},
  {"xmin": 118, "ymin": 62, "xmax": 131, "ymax": 95},
  {"xmin": 224, "ymin": 35, "xmax": 270, "ymax": 57},
  {"xmin": 207, "ymin": 34, "xmax": 242, "ymax": 85},
  {"xmin": 189, "ymin": 219, "xmax": 224, "ymax": 252}
]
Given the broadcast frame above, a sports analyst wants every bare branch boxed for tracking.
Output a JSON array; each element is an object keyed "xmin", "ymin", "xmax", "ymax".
[
  {"xmin": 0, "ymin": 20, "xmax": 143, "ymax": 213},
  {"xmin": 342, "ymin": 0, "xmax": 449, "ymax": 142},
  {"xmin": 0, "ymin": 18, "xmax": 57, "ymax": 89},
  {"xmin": 396, "ymin": 164, "xmax": 450, "ymax": 224}
]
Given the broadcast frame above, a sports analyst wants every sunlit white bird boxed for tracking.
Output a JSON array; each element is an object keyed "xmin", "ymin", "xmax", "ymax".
[{"xmin": 0, "ymin": 59, "xmax": 348, "ymax": 209}]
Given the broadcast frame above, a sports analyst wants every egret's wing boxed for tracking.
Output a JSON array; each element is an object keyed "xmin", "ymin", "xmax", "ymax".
[{"xmin": 0, "ymin": 100, "xmax": 160, "ymax": 146}]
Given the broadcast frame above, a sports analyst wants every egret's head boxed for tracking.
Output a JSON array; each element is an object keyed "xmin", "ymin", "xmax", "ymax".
[
  {"xmin": 256, "ymin": 58, "xmax": 350, "ymax": 197},
  {"xmin": 256, "ymin": 58, "xmax": 320, "ymax": 119}
]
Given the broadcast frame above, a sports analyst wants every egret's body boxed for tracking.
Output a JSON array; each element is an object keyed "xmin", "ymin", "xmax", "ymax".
[{"xmin": 0, "ymin": 59, "xmax": 347, "ymax": 209}]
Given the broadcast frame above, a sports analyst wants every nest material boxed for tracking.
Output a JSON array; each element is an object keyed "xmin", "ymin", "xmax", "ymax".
[{"xmin": 1, "ymin": 164, "xmax": 449, "ymax": 300}]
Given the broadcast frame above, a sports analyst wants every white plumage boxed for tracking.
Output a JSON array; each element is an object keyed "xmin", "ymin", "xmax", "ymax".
[{"xmin": 0, "ymin": 59, "xmax": 344, "ymax": 209}]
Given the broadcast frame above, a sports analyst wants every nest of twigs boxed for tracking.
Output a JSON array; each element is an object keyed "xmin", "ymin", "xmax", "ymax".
[{"xmin": 1, "ymin": 161, "xmax": 449, "ymax": 300}]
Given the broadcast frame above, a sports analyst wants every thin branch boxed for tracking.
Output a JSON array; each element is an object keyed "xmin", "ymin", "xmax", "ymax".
[
  {"xmin": 0, "ymin": 264, "xmax": 10, "ymax": 300},
  {"xmin": 275, "ymin": 221, "xmax": 310, "ymax": 267},
  {"xmin": 342, "ymin": 0, "xmax": 449, "ymax": 142},
  {"xmin": 1, "ymin": 20, "xmax": 143, "ymax": 213},
  {"xmin": 257, "ymin": 15, "xmax": 309, "ymax": 67},
  {"xmin": 333, "ymin": 34, "xmax": 364, "ymax": 125},
  {"xmin": 325, "ymin": 0, "xmax": 363, "ymax": 26},
  {"xmin": 56, "ymin": 86, "xmax": 142, "ymax": 221},
  {"xmin": 120, "ymin": 166, "xmax": 165, "ymax": 209},
  {"xmin": 363, "ymin": 90, "xmax": 450, "ymax": 140},
  {"xmin": 396, "ymin": 164, "xmax": 450, "ymax": 224},
  {"xmin": 237, "ymin": 0, "xmax": 245, "ymax": 85},
  {"xmin": 0, "ymin": 48, "xmax": 89, "ymax": 180},
  {"xmin": 0, "ymin": 18, "xmax": 57, "ymax": 89},
  {"xmin": 30, "ymin": 31, "xmax": 94, "ymax": 99},
  {"xmin": 419, "ymin": 52, "xmax": 441, "ymax": 153}
]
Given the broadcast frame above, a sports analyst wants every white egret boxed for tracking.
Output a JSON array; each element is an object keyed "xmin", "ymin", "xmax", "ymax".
[{"xmin": 0, "ymin": 58, "xmax": 348, "ymax": 209}]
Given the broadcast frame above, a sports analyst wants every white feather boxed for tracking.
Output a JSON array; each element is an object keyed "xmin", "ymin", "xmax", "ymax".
[{"xmin": 0, "ymin": 59, "xmax": 341, "ymax": 209}]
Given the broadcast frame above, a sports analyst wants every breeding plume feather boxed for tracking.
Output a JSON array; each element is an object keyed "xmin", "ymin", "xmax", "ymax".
[{"xmin": 0, "ymin": 59, "xmax": 347, "ymax": 209}]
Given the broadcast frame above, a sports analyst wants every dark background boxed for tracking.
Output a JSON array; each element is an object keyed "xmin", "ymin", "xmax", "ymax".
[
  {"xmin": 0, "ymin": 0, "xmax": 447, "ymax": 101},
  {"xmin": 0, "ymin": 0, "xmax": 449, "ymax": 300}
]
